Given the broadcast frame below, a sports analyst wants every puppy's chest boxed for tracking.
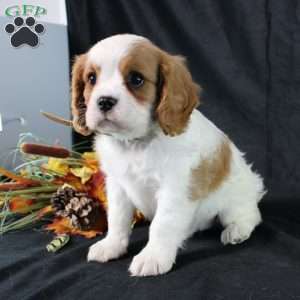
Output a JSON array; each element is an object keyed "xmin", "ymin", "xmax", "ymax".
[{"xmin": 102, "ymin": 144, "xmax": 160, "ymax": 183}]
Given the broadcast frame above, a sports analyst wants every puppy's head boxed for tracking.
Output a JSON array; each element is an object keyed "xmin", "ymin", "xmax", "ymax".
[{"xmin": 71, "ymin": 34, "xmax": 200, "ymax": 139}]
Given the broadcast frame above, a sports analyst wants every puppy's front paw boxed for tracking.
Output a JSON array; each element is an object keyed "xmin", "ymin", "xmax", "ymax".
[
  {"xmin": 87, "ymin": 237, "xmax": 127, "ymax": 263},
  {"xmin": 129, "ymin": 245, "xmax": 174, "ymax": 277},
  {"xmin": 221, "ymin": 223, "xmax": 251, "ymax": 245}
]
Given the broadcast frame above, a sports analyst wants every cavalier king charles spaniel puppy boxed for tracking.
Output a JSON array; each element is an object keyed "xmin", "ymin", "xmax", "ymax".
[{"xmin": 71, "ymin": 34, "xmax": 265, "ymax": 277}]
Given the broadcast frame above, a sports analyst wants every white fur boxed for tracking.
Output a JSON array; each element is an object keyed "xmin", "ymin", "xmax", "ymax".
[
  {"xmin": 86, "ymin": 34, "xmax": 153, "ymax": 140},
  {"xmin": 85, "ymin": 34, "xmax": 265, "ymax": 277}
]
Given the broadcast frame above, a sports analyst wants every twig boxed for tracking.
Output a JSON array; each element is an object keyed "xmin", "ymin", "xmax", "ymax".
[{"xmin": 40, "ymin": 111, "xmax": 73, "ymax": 127}]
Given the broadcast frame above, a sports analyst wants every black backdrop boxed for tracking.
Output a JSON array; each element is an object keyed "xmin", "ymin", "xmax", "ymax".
[
  {"xmin": 1, "ymin": 1, "xmax": 300, "ymax": 299},
  {"xmin": 66, "ymin": 0, "xmax": 300, "ymax": 202}
]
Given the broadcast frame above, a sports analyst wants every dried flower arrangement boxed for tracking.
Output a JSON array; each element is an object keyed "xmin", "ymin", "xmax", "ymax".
[{"xmin": 0, "ymin": 132, "xmax": 143, "ymax": 253}]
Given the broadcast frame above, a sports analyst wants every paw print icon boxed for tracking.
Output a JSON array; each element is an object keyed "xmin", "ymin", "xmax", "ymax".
[{"xmin": 5, "ymin": 16, "xmax": 45, "ymax": 48}]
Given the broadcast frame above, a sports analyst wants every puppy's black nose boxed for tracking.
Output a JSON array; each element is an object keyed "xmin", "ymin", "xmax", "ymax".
[{"xmin": 97, "ymin": 97, "xmax": 118, "ymax": 112}]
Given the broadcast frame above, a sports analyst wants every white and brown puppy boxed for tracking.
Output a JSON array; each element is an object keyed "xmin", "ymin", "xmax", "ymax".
[{"xmin": 71, "ymin": 34, "xmax": 265, "ymax": 277}]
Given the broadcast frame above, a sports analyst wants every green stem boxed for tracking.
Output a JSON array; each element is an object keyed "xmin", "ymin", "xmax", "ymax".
[
  {"xmin": 0, "ymin": 214, "xmax": 39, "ymax": 233},
  {"xmin": 0, "ymin": 211, "xmax": 53, "ymax": 234},
  {"xmin": 12, "ymin": 193, "xmax": 53, "ymax": 200},
  {"xmin": 0, "ymin": 185, "xmax": 60, "ymax": 197},
  {"xmin": 0, "ymin": 210, "xmax": 16, "ymax": 218},
  {"xmin": 0, "ymin": 202, "xmax": 48, "ymax": 219}
]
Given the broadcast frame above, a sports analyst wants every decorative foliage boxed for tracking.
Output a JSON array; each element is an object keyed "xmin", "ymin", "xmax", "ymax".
[
  {"xmin": 0, "ymin": 134, "xmax": 144, "ymax": 251},
  {"xmin": 0, "ymin": 136, "xmax": 109, "ymax": 250}
]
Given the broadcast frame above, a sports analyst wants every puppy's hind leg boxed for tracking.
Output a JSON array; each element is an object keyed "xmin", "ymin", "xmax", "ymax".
[{"xmin": 219, "ymin": 203, "xmax": 262, "ymax": 245}]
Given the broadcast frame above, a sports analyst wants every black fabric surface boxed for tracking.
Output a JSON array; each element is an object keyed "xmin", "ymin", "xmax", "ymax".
[
  {"xmin": 1, "ymin": 0, "xmax": 300, "ymax": 299},
  {"xmin": 1, "ymin": 204, "xmax": 300, "ymax": 300}
]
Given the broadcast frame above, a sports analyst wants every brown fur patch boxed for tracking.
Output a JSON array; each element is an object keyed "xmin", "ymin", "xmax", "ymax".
[
  {"xmin": 119, "ymin": 42, "xmax": 159, "ymax": 103},
  {"xmin": 119, "ymin": 41, "xmax": 200, "ymax": 136},
  {"xmin": 156, "ymin": 54, "xmax": 200, "ymax": 136},
  {"xmin": 190, "ymin": 139, "xmax": 232, "ymax": 200},
  {"xmin": 83, "ymin": 63, "xmax": 101, "ymax": 105},
  {"xmin": 71, "ymin": 55, "xmax": 100, "ymax": 136}
]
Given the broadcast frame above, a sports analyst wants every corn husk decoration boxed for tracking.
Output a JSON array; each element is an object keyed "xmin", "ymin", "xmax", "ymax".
[
  {"xmin": 46, "ymin": 234, "xmax": 70, "ymax": 253},
  {"xmin": 0, "ymin": 139, "xmax": 106, "ymax": 248}
]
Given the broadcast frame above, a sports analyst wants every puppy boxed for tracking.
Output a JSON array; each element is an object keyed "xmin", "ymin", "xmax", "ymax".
[{"xmin": 71, "ymin": 34, "xmax": 265, "ymax": 277}]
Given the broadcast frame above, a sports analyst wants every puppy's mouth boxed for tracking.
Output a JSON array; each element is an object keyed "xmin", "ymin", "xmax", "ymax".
[{"xmin": 96, "ymin": 118, "xmax": 123, "ymax": 133}]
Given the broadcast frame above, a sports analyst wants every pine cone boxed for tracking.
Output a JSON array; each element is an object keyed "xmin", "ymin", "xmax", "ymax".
[
  {"xmin": 51, "ymin": 186, "xmax": 81, "ymax": 217},
  {"xmin": 51, "ymin": 186, "xmax": 101, "ymax": 230}
]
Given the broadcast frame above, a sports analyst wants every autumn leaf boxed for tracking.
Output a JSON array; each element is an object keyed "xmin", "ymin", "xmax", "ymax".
[
  {"xmin": 44, "ymin": 158, "xmax": 69, "ymax": 175},
  {"xmin": 45, "ymin": 215, "xmax": 107, "ymax": 239},
  {"xmin": 53, "ymin": 173, "xmax": 86, "ymax": 191},
  {"xmin": 87, "ymin": 171, "xmax": 107, "ymax": 209},
  {"xmin": 9, "ymin": 197, "xmax": 34, "ymax": 212},
  {"xmin": 0, "ymin": 167, "xmax": 41, "ymax": 186},
  {"xmin": 37, "ymin": 205, "xmax": 54, "ymax": 218},
  {"xmin": 82, "ymin": 152, "xmax": 99, "ymax": 171},
  {"xmin": 82, "ymin": 152, "xmax": 97, "ymax": 161},
  {"xmin": 70, "ymin": 166, "xmax": 96, "ymax": 184}
]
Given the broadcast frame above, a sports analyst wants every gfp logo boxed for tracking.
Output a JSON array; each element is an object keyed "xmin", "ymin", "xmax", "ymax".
[{"xmin": 4, "ymin": 5, "xmax": 46, "ymax": 48}]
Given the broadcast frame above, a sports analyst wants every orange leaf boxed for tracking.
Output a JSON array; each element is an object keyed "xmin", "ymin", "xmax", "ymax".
[
  {"xmin": 82, "ymin": 152, "xmax": 98, "ymax": 169},
  {"xmin": 37, "ymin": 205, "xmax": 54, "ymax": 218},
  {"xmin": 87, "ymin": 171, "xmax": 107, "ymax": 208},
  {"xmin": 9, "ymin": 197, "xmax": 34, "ymax": 212},
  {"xmin": 53, "ymin": 173, "xmax": 87, "ymax": 191},
  {"xmin": 85, "ymin": 160, "xmax": 99, "ymax": 169},
  {"xmin": 45, "ymin": 210, "xmax": 107, "ymax": 239},
  {"xmin": 0, "ymin": 167, "xmax": 41, "ymax": 185}
]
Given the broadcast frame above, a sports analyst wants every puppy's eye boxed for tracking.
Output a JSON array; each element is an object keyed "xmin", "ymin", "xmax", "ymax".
[
  {"xmin": 127, "ymin": 71, "xmax": 144, "ymax": 89},
  {"xmin": 88, "ymin": 73, "xmax": 97, "ymax": 85}
]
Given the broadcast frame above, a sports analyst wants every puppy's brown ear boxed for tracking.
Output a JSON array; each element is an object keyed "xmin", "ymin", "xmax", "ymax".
[
  {"xmin": 156, "ymin": 54, "xmax": 200, "ymax": 136},
  {"xmin": 71, "ymin": 54, "xmax": 92, "ymax": 136}
]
